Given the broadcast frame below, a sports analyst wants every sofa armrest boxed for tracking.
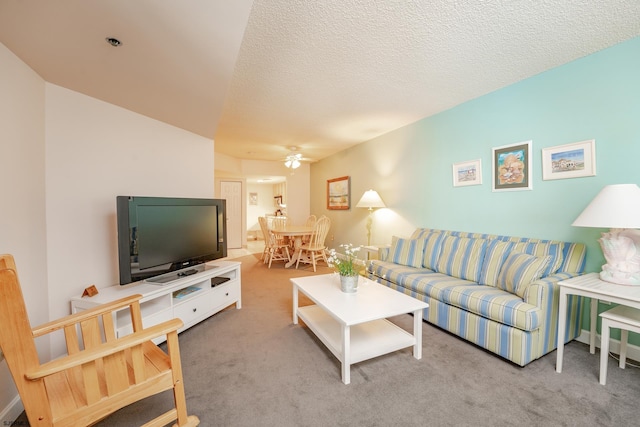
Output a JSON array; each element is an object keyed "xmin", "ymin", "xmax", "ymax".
[
  {"xmin": 521, "ymin": 272, "xmax": 583, "ymax": 307},
  {"xmin": 378, "ymin": 245, "xmax": 391, "ymax": 261}
]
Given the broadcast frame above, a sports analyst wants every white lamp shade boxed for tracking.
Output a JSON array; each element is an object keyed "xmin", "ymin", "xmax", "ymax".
[
  {"xmin": 356, "ymin": 190, "xmax": 386, "ymax": 209},
  {"xmin": 572, "ymin": 184, "xmax": 640, "ymax": 229}
]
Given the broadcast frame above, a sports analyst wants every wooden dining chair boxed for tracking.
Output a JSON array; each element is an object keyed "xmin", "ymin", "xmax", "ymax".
[
  {"xmin": 296, "ymin": 216, "xmax": 331, "ymax": 272},
  {"xmin": 258, "ymin": 217, "xmax": 290, "ymax": 268},
  {"xmin": 300, "ymin": 215, "xmax": 317, "ymax": 246},
  {"xmin": 258, "ymin": 216, "xmax": 271, "ymax": 262},
  {"xmin": 0, "ymin": 254, "xmax": 199, "ymax": 427}
]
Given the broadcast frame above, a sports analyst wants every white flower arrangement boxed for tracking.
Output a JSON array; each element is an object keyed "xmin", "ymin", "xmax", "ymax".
[{"xmin": 327, "ymin": 243, "xmax": 362, "ymax": 277}]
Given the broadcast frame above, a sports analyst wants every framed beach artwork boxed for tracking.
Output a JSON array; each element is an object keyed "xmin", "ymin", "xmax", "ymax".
[
  {"xmin": 453, "ymin": 159, "xmax": 482, "ymax": 187},
  {"xmin": 542, "ymin": 139, "xmax": 596, "ymax": 180},
  {"xmin": 492, "ymin": 141, "xmax": 532, "ymax": 192},
  {"xmin": 327, "ymin": 176, "xmax": 350, "ymax": 210}
]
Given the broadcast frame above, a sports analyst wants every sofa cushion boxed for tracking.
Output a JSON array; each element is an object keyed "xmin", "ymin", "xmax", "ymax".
[
  {"xmin": 496, "ymin": 253, "xmax": 551, "ymax": 297},
  {"xmin": 478, "ymin": 240, "xmax": 514, "ymax": 286},
  {"xmin": 388, "ymin": 236, "xmax": 426, "ymax": 268},
  {"xmin": 368, "ymin": 260, "xmax": 435, "ymax": 290},
  {"xmin": 408, "ymin": 274, "xmax": 541, "ymax": 331},
  {"xmin": 510, "ymin": 241, "xmax": 564, "ymax": 277},
  {"xmin": 421, "ymin": 231, "xmax": 446, "ymax": 270},
  {"xmin": 435, "ymin": 236, "xmax": 487, "ymax": 282}
]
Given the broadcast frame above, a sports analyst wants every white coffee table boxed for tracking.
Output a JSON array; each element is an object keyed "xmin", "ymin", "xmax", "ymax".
[{"xmin": 291, "ymin": 274, "xmax": 428, "ymax": 384}]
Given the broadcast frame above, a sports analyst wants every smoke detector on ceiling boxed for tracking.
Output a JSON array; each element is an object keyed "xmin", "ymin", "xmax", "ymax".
[{"xmin": 105, "ymin": 37, "xmax": 123, "ymax": 47}]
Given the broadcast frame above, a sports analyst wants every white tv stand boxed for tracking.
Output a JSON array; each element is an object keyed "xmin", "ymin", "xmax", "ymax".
[{"xmin": 70, "ymin": 260, "xmax": 241, "ymax": 343}]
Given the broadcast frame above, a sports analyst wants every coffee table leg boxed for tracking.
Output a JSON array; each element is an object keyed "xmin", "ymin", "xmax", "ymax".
[
  {"xmin": 342, "ymin": 325, "xmax": 351, "ymax": 384},
  {"xmin": 413, "ymin": 309, "xmax": 423, "ymax": 359}
]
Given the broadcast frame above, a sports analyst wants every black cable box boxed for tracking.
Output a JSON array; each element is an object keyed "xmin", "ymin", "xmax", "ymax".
[{"xmin": 211, "ymin": 276, "xmax": 231, "ymax": 287}]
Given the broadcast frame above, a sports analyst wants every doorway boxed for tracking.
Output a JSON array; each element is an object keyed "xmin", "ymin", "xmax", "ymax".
[{"xmin": 220, "ymin": 180, "xmax": 242, "ymax": 249}]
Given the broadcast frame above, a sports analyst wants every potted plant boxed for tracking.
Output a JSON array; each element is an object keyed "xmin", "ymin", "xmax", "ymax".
[{"xmin": 327, "ymin": 243, "xmax": 362, "ymax": 293}]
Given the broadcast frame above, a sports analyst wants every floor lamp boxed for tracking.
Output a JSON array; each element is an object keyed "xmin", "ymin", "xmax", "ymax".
[{"xmin": 356, "ymin": 189, "xmax": 386, "ymax": 247}]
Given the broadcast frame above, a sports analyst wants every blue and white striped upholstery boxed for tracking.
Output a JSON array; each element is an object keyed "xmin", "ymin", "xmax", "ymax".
[
  {"xmin": 388, "ymin": 236, "xmax": 426, "ymax": 268},
  {"xmin": 496, "ymin": 253, "xmax": 551, "ymax": 297},
  {"xmin": 367, "ymin": 228, "xmax": 586, "ymax": 366}
]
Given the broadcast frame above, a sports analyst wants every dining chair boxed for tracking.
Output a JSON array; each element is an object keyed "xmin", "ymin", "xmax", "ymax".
[
  {"xmin": 0, "ymin": 254, "xmax": 199, "ymax": 427},
  {"xmin": 300, "ymin": 215, "xmax": 317, "ymax": 246},
  {"xmin": 258, "ymin": 216, "xmax": 271, "ymax": 262},
  {"xmin": 296, "ymin": 216, "xmax": 331, "ymax": 272},
  {"xmin": 258, "ymin": 216, "xmax": 290, "ymax": 268}
]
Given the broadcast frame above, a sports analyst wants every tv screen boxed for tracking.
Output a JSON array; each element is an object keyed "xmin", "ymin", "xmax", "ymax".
[{"xmin": 116, "ymin": 196, "xmax": 227, "ymax": 285}]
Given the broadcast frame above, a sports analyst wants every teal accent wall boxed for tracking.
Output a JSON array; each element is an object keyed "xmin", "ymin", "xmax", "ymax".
[{"xmin": 311, "ymin": 36, "xmax": 640, "ymax": 341}]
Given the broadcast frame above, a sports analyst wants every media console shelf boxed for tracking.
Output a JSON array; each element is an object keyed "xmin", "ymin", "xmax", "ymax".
[{"xmin": 71, "ymin": 260, "xmax": 241, "ymax": 344}]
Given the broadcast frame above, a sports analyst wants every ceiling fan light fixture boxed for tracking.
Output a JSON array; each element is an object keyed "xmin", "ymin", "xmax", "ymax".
[{"xmin": 284, "ymin": 153, "xmax": 302, "ymax": 169}]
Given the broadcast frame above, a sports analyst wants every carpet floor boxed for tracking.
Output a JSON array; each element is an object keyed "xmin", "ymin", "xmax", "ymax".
[{"xmin": 15, "ymin": 253, "xmax": 640, "ymax": 426}]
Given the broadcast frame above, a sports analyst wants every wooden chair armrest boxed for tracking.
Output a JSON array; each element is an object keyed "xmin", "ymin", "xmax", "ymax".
[
  {"xmin": 31, "ymin": 294, "xmax": 143, "ymax": 338},
  {"xmin": 25, "ymin": 317, "xmax": 183, "ymax": 380}
]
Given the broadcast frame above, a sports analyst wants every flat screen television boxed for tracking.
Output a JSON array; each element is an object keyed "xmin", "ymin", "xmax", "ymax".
[{"xmin": 116, "ymin": 196, "xmax": 227, "ymax": 285}]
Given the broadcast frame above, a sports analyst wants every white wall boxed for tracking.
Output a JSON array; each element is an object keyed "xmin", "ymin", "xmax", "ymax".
[
  {"xmin": 247, "ymin": 183, "xmax": 278, "ymax": 237},
  {"xmin": 44, "ymin": 84, "xmax": 215, "ymax": 346},
  {"xmin": 0, "ymin": 43, "xmax": 48, "ymax": 423}
]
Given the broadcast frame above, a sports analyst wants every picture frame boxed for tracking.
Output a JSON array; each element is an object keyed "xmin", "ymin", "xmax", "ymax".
[
  {"xmin": 492, "ymin": 140, "xmax": 532, "ymax": 192},
  {"xmin": 249, "ymin": 192, "xmax": 258, "ymax": 205},
  {"xmin": 327, "ymin": 176, "xmax": 350, "ymax": 210},
  {"xmin": 453, "ymin": 159, "xmax": 482, "ymax": 187},
  {"xmin": 542, "ymin": 139, "xmax": 596, "ymax": 180}
]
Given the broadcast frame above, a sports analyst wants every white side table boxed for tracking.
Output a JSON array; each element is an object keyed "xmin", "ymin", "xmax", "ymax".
[
  {"xmin": 556, "ymin": 273, "xmax": 640, "ymax": 373},
  {"xmin": 599, "ymin": 305, "xmax": 640, "ymax": 385},
  {"xmin": 360, "ymin": 245, "xmax": 380, "ymax": 262}
]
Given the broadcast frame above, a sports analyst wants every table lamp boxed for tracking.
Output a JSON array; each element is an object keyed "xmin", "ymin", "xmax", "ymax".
[
  {"xmin": 572, "ymin": 184, "xmax": 640, "ymax": 285},
  {"xmin": 356, "ymin": 189, "xmax": 386, "ymax": 246}
]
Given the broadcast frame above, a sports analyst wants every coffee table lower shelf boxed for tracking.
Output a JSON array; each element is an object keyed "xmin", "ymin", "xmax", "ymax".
[{"xmin": 297, "ymin": 305, "xmax": 417, "ymax": 381}]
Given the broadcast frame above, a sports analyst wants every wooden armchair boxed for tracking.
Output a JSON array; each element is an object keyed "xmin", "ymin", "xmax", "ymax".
[{"xmin": 0, "ymin": 254, "xmax": 199, "ymax": 427}]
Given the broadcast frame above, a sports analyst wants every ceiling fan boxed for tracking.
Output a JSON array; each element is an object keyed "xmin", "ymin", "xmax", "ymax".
[{"xmin": 283, "ymin": 146, "xmax": 304, "ymax": 169}]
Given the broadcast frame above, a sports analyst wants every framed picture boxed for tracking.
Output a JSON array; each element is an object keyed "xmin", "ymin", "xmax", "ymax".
[
  {"xmin": 249, "ymin": 192, "xmax": 258, "ymax": 205},
  {"xmin": 453, "ymin": 159, "xmax": 482, "ymax": 187},
  {"xmin": 542, "ymin": 139, "xmax": 596, "ymax": 180},
  {"xmin": 327, "ymin": 176, "xmax": 350, "ymax": 210},
  {"xmin": 492, "ymin": 140, "xmax": 532, "ymax": 192}
]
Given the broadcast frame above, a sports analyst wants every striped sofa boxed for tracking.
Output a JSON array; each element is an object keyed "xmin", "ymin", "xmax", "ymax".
[{"xmin": 366, "ymin": 228, "xmax": 586, "ymax": 366}]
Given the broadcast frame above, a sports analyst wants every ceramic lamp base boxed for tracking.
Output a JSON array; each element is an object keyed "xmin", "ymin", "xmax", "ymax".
[{"xmin": 599, "ymin": 229, "xmax": 640, "ymax": 286}]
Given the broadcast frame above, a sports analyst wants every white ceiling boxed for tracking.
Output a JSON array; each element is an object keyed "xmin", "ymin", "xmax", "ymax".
[{"xmin": 1, "ymin": 1, "xmax": 639, "ymax": 165}]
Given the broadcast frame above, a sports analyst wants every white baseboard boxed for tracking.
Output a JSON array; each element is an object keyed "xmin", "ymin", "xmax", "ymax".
[
  {"xmin": 0, "ymin": 395, "xmax": 23, "ymax": 426},
  {"xmin": 575, "ymin": 329, "xmax": 640, "ymax": 363}
]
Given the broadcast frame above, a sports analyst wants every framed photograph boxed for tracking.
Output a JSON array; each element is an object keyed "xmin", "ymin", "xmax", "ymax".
[
  {"xmin": 249, "ymin": 192, "xmax": 258, "ymax": 205},
  {"xmin": 327, "ymin": 176, "xmax": 350, "ymax": 210},
  {"xmin": 492, "ymin": 140, "xmax": 532, "ymax": 192},
  {"xmin": 453, "ymin": 159, "xmax": 482, "ymax": 187},
  {"xmin": 542, "ymin": 139, "xmax": 596, "ymax": 180}
]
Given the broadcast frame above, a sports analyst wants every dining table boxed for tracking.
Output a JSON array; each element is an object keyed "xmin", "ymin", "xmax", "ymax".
[{"xmin": 271, "ymin": 225, "xmax": 314, "ymax": 268}]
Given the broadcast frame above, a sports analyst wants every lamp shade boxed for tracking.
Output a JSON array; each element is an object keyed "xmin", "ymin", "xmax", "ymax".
[
  {"xmin": 572, "ymin": 184, "xmax": 640, "ymax": 229},
  {"xmin": 356, "ymin": 190, "xmax": 386, "ymax": 209}
]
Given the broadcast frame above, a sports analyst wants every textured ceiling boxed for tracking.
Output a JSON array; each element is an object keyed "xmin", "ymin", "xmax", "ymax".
[{"xmin": 1, "ymin": 1, "xmax": 640, "ymax": 165}]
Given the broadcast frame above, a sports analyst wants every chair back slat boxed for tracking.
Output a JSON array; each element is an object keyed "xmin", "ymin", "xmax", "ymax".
[
  {"xmin": 101, "ymin": 312, "xmax": 117, "ymax": 342},
  {"xmin": 64, "ymin": 325, "xmax": 81, "ymax": 355},
  {"xmin": 82, "ymin": 362, "xmax": 102, "ymax": 405},
  {"xmin": 103, "ymin": 351, "xmax": 131, "ymax": 395}
]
